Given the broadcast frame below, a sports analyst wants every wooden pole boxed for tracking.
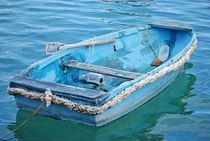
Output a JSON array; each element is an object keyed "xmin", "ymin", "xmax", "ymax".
[{"xmin": 59, "ymin": 38, "xmax": 116, "ymax": 50}]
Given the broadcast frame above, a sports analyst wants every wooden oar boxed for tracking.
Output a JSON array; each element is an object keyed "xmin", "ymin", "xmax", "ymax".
[{"xmin": 45, "ymin": 38, "xmax": 116, "ymax": 55}]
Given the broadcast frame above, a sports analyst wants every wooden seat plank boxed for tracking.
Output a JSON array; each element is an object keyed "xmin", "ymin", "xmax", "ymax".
[{"xmin": 64, "ymin": 61, "xmax": 141, "ymax": 79}]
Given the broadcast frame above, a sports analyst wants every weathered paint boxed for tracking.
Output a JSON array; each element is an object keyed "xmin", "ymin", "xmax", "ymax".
[
  {"xmin": 10, "ymin": 76, "xmax": 108, "ymax": 106},
  {"xmin": 9, "ymin": 21, "xmax": 197, "ymax": 126},
  {"xmin": 14, "ymin": 67, "xmax": 182, "ymax": 126},
  {"xmin": 64, "ymin": 60, "xmax": 141, "ymax": 79},
  {"xmin": 149, "ymin": 21, "xmax": 192, "ymax": 31}
]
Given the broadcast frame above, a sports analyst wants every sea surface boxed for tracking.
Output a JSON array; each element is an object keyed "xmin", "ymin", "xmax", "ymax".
[{"xmin": 0, "ymin": 0, "xmax": 210, "ymax": 141}]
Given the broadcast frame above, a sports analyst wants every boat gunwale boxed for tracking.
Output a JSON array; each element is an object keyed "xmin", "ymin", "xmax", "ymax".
[
  {"xmin": 9, "ymin": 23, "xmax": 197, "ymax": 107},
  {"xmin": 20, "ymin": 25, "xmax": 151, "ymax": 74},
  {"xmin": 10, "ymin": 75, "xmax": 109, "ymax": 106},
  {"xmin": 101, "ymin": 29, "xmax": 197, "ymax": 100}
]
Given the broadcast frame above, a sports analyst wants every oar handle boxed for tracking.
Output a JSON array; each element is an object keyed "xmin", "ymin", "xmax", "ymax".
[{"xmin": 59, "ymin": 38, "xmax": 116, "ymax": 50}]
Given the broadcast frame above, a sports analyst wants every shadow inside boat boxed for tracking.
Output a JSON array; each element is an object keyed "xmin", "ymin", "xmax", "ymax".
[{"xmin": 7, "ymin": 63, "xmax": 196, "ymax": 141}]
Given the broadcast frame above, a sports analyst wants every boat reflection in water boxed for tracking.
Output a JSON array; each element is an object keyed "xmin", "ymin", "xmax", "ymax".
[{"xmin": 8, "ymin": 66, "xmax": 196, "ymax": 141}]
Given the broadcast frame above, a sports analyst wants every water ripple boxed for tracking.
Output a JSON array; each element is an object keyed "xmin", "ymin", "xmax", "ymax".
[
  {"xmin": 0, "ymin": 0, "xmax": 210, "ymax": 140},
  {"xmin": 107, "ymin": 8, "xmax": 152, "ymax": 17}
]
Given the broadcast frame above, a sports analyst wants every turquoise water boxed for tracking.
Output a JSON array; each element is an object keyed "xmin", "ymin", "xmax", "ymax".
[{"xmin": 0, "ymin": 0, "xmax": 210, "ymax": 140}]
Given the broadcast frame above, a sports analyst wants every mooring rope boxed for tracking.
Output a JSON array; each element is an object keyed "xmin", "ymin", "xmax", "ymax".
[
  {"xmin": 0, "ymin": 101, "xmax": 45, "ymax": 140},
  {"xmin": 7, "ymin": 38, "xmax": 198, "ymax": 115},
  {"xmin": 1, "ymin": 89, "xmax": 54, "ymax": 140},
  {"xmin": 85, "ymin": 40, "xmax": 95, "ymax": 63},
  {"xmin": 142, "ymin": 26, "xmax": 158, "ymax": 58}
]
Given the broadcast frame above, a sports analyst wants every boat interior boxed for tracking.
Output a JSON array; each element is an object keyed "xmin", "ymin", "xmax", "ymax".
[{"xmin": 26, "ymin": 25, "xmax": 193, "ymax": 94}]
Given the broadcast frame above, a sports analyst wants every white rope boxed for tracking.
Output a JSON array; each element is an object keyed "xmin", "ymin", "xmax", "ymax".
[
  {"xmin": 43, "ymin": 88, "xmax": 53, "ymax": 107},
  {"xmin": 8, "ymin": 38, "xmax": 198, "ymax": 115},
  {"xmin": 85, "ymin": 40, "xmax": 95, "ymax": 63},
  {"xmin": 0, "ymin": 101, "xmax": 45, "ymax": 139}
]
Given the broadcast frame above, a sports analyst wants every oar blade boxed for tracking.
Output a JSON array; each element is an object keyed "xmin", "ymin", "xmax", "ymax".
[{"xmin": 45, "ymin": 42, "xmax": 63, "ymax": 55}]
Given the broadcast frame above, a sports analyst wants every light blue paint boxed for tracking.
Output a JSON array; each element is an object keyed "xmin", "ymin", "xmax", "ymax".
[
  {"xmin": 9, "ymin": 22, "xmax": 197, "ymax": 126},
  {"xmin": 14, "ymin": 67, "xmax": 182, "ymax": 126},
  {"xmin": 1, "ymin": 0, "xmax": 210, "ymax": 140}
]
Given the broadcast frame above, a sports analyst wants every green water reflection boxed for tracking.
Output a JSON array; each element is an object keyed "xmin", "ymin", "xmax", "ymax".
[{"xmin": 8, "ymin": 66, "xmax": 196, "ymax": 141}]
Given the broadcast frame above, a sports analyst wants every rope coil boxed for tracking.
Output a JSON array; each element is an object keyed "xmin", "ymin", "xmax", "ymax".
[{"xmin": 8, "ymin": 38, "xmax": 198, "ymax": 115}]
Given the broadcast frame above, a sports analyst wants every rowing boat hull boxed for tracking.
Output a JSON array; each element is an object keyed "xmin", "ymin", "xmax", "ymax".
[
  {"xmin": 14, "ymin": 67, "xmax": 182, "ymax": 126},
  {"xmin": 9, "ymin": 21, "xmax": 197, "ymax": 126}
]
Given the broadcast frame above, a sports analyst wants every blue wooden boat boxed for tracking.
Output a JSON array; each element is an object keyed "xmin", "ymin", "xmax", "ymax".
[{"xmin": 8, "ymin": 21, "xmax": 197, "ymax": 126}]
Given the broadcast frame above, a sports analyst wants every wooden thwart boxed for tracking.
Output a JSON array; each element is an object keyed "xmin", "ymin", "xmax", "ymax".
[
  {"xmin": 149, "ymin": 21, "xmax": 192, "ymax": 31},
  {"xmin": 64, "ymin": 61, "xmax": 141, "ymax": 79}
]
